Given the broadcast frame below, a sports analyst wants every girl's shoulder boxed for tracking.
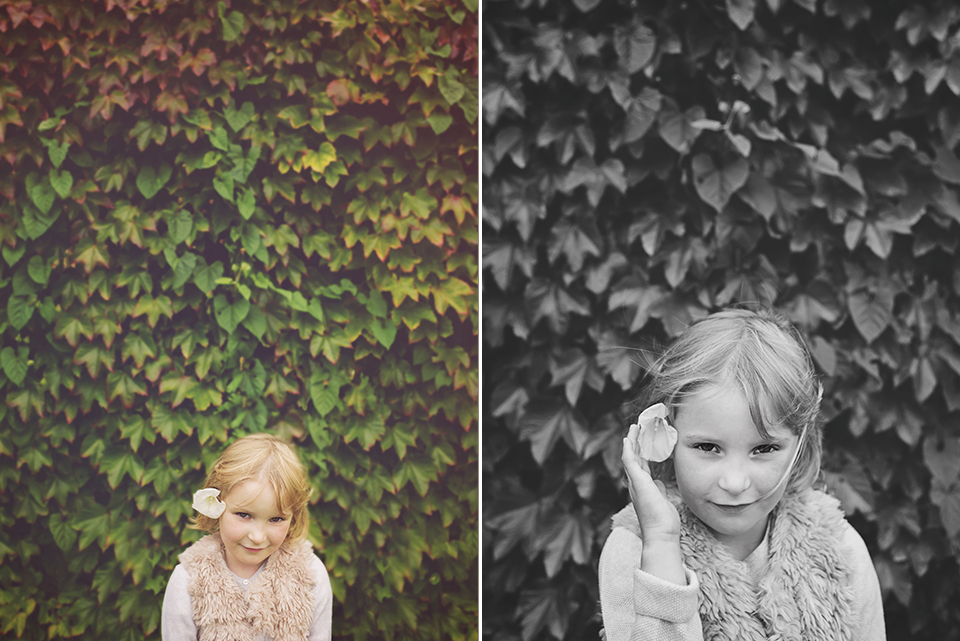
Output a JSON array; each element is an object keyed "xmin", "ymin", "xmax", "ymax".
[{"xmin": 179, "ymin": 532, "xmax": 222, "ymax": 564}]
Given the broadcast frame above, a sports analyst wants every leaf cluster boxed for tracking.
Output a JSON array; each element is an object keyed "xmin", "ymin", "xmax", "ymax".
[
  {"xmin": 483, "ymin": 0, "xmax": 960, "ymax": 639},
  {"xmin": 0, "ymin": 0, "xmax": 478, "ymax": 639}
]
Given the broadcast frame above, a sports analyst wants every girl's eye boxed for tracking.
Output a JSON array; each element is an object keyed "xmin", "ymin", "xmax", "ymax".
[
  {"xmin": 754, "ymin": 444, "xmax": 780, "ymax": 455},
  {"xmin": 693, "ymin": 443, "xmax": 719, "ymax": 453},
  {"xmin": 270, "ymin": 517, "xmax": 286, "ymax": 523},
  {"xmin": 236, "ymin": 512, "xmax": 249, "ymax": 519}
]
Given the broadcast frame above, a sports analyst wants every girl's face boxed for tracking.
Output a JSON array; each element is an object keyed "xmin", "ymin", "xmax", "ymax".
[
  {"xmin": 219, "ymin": 479, "xmax": 291, "ymax": 578},
  {"xmin": 672, "ymin": 383, "xmax": 798, "ymax": 558}
]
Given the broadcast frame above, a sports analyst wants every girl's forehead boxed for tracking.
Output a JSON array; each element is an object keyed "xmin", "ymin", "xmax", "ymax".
[
  {"xmin": 672, "ymin": 383, "xmax": 795, "ymax": 440},
  {"xmin": 227, "ymin": 479, "xmax": 282, "ymax": 508}
]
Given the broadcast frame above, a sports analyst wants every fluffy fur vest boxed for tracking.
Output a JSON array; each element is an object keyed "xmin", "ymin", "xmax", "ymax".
[
  {"xmin": 179, "ymin": 533, "xmax": 316, "ymax": 641},
  {"xmin": 610, "ymin": 488, "xmax": 854, "ymax": 641}
]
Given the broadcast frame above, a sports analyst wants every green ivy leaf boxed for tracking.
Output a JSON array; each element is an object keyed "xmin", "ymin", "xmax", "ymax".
[
  {"xmin": 427, "ymin": 111, "xmax": 453, "ymax": 135},
  {"xmin": 277, "ymin": 105, "xmax": 311, "ymax": 129},
  {"xmin": 923, "ymin": 436, "xmax": 960, "ymax": 485},
  {"xmin": 193, "ymin": 259, "xmax": 224, "ymax": 294},
  {"xmin": 106, "ymin": 371, "xmax": 147, "ymax": 408},
  {"xmin": 571, "ymin": 0, "xmax": 601, "ymax": 11},
  {"xmin": 168, "ymin": 252, "xmax": 195, "ymax": 289},
  {"xmin": 2, "ymin": 244, "xmax": 25, "ymax": 267},
  {"xmin": 726, "ymin": 0, "xmax": 756, "ymax": 30},
  {"xmin": 238, "ymin": 187, "xmax": 256, "ymax": 219},
  {"xmin": 623, "ymin": 87, "xmax": 662, "ymax": 143},
  {"xmin": 168, "ymin": 209, "xmax": 194, "ymax": 244},
  {"xmin": 847, "ymin": 286, "xmax": 894, "ymax": 344},
  {"xmin": 213, "ymin": 294, "xmax": 250, "ymax": 334},
  {"xmin": 54, "ymin": 313, "xmax": 95, "ymax": 347},
  {"xmin": 100, "ymin": 447, "xmax": 145, "ymax": 489},
  {"xmin": 304, "ymin": 142, "xmax": 337, "ymax": 173},
  {"xmin": 241, "ymin": 303, "xmax": 266, "ymax": 340},
  {"xmin": 223, "ymin": 101, "xmax": 255, "ymax": 132},
  {"xmin": 519, "ymin": 403, "xmax": 588, "ymax": 463},
  {"xmin": 614, "ymin": 22, "xmax": 656, "ymax": 74},
  {"xmin": 7, "ymin": 384, "xmax": 45, "ymax": 422},
  {"xmin": 394, "ymin": 457, "xmax": 435, "ymax": 496},
  {"xmin": 220, "ymin": 7, "xmax": 245, "ymax": 41},
  {"xmin": 49, "ymin": 168, "xmax": 74, "ymax": 199},
  {"xmin": 538, "ymin": 510, "xmax": 593, "ymax": 577},
  {"xmin": 27, "ymin": 255, "xmax": 51, "ymax": 285},
  {"xmin": 151, "ymin": 403, "xmax": 193, "ymax": 441},
  {"xmin": 44, "ymin": 139, "xmax": 70, "ymax": 168},
  {"xmin": 438, "ymin": 67, "xmax": 465, "ymax": 105},
  {"xmin": 401, "ymin": 189, "xmax": 438, "ymax": 219},
  {"xmin": 930, "ymin": 480, "xmax": 960, "ymax": 538},
  {"xmin": 213, "ymin": 175, "xmax": 234, "ymax": 202},
  {"xmin": 208, "ymin": 126, "xmax": 230, "ymax": 151},
  {"xmin": 658, "ymin": 103, "xmax": 706, "ymax": 154},
  {"xmin": 131, "ymin": 294, "xmax": 174, "ymax": 328},
  {"xmin": 691, "ymin": 154, "xmax": 749, "ymax": 212},
  {"xmin": 308, "ymin": 370, "xmax": 342, "ymax": 417},
  {"xmin": 7, "ymin": 295, "xmax": 34, "ymax": 331},
  {"xmin": 29, "ymin": 181, "xmax": 55, "ymax": 215},
  {"xmin": 0, "ymin": 346, "xmax": 29, "ymax": 386},
  {"xmin": 74, "ymin": 342, "xmax": 114, "ymax": 379},
  {"xmin": 369, "ymin": 319, "xmax": 398, "ymax": 349},
  {"xmin": 49, "ymin": 513, "xmax": 78, "ymax": 552},
  {"xmin": 22, "ymin": 205, "xmax": 61, "ymax": 240}
]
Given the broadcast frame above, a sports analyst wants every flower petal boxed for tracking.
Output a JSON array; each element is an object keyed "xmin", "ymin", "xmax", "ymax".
[
  {"xmin": 192, "ymin": 487, "xmax": 226, "ymax": 518},
  {"xmin": 637, "ymin": 402, "xmax": 668, "ymax": 424},
  {"xmin": 636, "ymin": 404, "xmax": 677, "ymax": 462}
]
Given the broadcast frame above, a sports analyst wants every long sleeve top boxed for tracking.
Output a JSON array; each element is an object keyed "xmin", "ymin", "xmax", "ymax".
[
  {"xmin": 161, "ymin": 553, "xmax": 333, "ymax": 641},
  {"xmin": 598, "ymin": 517, "xmax": 886, "ymax": 641}
]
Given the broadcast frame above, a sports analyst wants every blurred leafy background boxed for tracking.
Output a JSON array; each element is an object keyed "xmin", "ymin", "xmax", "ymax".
[
  {"xmin": 481, "ymin": 0, "xmax": 960, "ymax": 639},
  {"xmin": 0, "ymin": 0, "xmax": 477, "ymax": 639}
]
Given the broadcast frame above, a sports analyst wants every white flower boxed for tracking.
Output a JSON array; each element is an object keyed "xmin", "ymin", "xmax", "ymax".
[
  {"xmin": 635, "ymin": 403, "xmax": 678, "ymax": 462},
  {"xmin": 192, "ymin": 488, "xmax": 226, "ymax": 519}
]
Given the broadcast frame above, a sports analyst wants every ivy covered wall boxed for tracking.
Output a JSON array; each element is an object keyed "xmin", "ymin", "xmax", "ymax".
[
  {"xmin": 483, "ymin": 0, "xmax": 960, "ymax": 639},
  {"xmin": 0, "ymin": 0, "xmax": 478, "ymax": 639}
]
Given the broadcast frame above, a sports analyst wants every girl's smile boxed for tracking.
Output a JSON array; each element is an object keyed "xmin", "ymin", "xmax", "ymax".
[{"xmin": 672, "ymin": 382, "xmax": 798, "ymax": 559}]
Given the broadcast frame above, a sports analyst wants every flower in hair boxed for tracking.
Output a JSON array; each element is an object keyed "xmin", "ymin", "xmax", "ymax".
[
  {"xmin": 635, "ymin": 403, "xmax": 678, "ymax": 462},
  {"xmin": 192, "ymin": 488, "xmax": 226, "ymax": 519}
]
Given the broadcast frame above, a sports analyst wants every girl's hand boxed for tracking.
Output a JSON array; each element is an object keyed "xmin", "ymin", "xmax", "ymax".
[{"xmin": 622, "ymin": 422, "xmax": 681, "ymax": 543}]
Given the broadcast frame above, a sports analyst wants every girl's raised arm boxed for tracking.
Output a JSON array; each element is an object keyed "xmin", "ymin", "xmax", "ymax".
[
  {"xmin": 598, "ymin": 524, "xmax": 704, "ymax": 641},
  {"xmin": 621, "ymin": 422, "xmax": 684, "ymax": 585}
]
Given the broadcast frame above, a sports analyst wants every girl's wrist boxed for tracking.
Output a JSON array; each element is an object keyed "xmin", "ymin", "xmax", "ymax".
[{"xmin": 640, "ymin": 537, "xmax": 686, "ymax": 586}]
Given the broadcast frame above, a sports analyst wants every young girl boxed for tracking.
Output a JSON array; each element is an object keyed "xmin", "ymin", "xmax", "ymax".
[
  {"xmin": 599, "ymin": 308, "xmax": 886, "ymax": 641},
  {"xmin": 162, "ymin": 433, "xmax": 333, "ymax": 641}
]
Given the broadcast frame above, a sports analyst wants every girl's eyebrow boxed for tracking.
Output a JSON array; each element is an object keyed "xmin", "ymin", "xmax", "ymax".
[
  {"xmin": 234, "ymin": 507, "xmax": 288, "ymax": 517},
  {"xmin": 681, "ymin": 433, "xmax": 790, "ymax": 445},
  {"xmin": 682, "ymin": 433, "xmax": 720, "ymax": 442}
]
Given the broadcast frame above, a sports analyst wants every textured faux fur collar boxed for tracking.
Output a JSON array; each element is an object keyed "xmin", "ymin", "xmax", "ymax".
[
  {"xmin": 610, "ymin": 488, "xmax": 854, "ymax": 641},
  {"xmin": 179, "ymin": 532, "xmax": 316, "ymax": 641}
]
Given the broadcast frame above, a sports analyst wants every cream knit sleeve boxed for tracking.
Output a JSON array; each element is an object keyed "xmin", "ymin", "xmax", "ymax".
[
  {"xmin": 598, "ymin": 527, "xmax": 704, "ymax": 641},
  {"xmin": 161, "ymin": 564, "xmax": 198, "ymax": 641},
  {"xmin": 308, "ymin": 554, "xmax": 334, "ymax": 641},
  {"xmin": 840, "ymin": 522, "xmax": 887, "ymax": 641}
]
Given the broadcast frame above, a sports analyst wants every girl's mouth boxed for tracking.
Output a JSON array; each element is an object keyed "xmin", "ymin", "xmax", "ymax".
[
  {"xmin": 242, "ymin": 546, "xmax": 264, "ymax": 553},
  {"xmin": 712, "ymin": 501, "xmax": 753, "ymax": 513}
]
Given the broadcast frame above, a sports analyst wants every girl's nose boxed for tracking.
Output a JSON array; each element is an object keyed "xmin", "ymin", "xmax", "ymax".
[
  {"xmin": 247, "ymin": 525, "xmax": 266, "ymax": 544},
  {"xmin": 717, "ymin": 466, "xmax": 751, "ymax": 495}
]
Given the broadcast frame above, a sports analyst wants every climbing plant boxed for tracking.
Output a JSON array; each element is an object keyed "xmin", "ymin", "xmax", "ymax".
[
  {"xmin": 0, "ymin": 0, "xmax": 478, "ymax": 639},
  {"xmin": 483, "ymin": 0, "xmax": 960, "ymax": 639}
]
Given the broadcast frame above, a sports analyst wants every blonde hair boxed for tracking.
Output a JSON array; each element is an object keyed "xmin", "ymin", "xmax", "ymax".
[
  {"xmin": 640, "ymin": 308, "xmax": 823, "ymax": 496},
  {"xmin": 189, "ymin": 433, "xmax": 313, "ymax": 541}
]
